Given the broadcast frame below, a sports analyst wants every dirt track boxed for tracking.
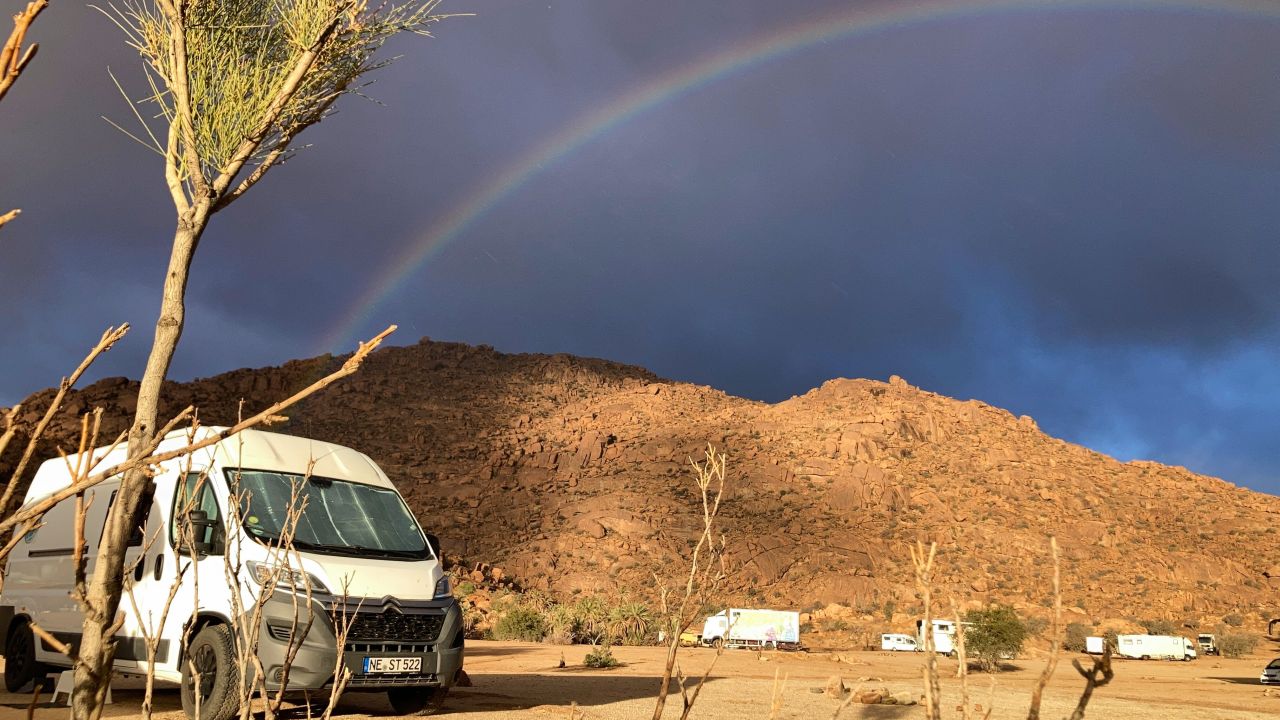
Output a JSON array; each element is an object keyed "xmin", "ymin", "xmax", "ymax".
[{"xmin": 2, "ymin": 641, "xmax": 1278, "ymax": 719}]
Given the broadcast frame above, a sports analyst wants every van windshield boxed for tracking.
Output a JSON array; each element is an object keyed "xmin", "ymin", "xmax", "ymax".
[{"xmin": 228, "ymin": 469, "xmax": 429, "ymax": 559}]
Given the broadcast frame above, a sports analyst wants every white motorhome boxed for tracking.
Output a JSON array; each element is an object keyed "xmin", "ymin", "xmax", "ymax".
[
  {"xmin": 916, "ymin": 619, "xmax": 966, "ymax": 657},
  {"xmin": 1085, "ymin": 636, "xmax": 1106, "ymax": 655},
  {"xmin": 700, "ymin": 609, "xmax": 800, "ymax": 649},
  {"xmin": 881, "ymin": 633, "xmax": 918, "ymax": 652},
  {"xmin": 0, "ymin": 428, "xmax": 463, "ymax": 720},
  {"xmin": 1115, "ymin": 634, "xmax": 1196, "ymax": 661}
]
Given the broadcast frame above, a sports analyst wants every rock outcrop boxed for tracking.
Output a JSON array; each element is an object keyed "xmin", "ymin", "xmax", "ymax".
[{"xmin": 4, "ymin": 338, "xmax": 1279, "ymax": 626}]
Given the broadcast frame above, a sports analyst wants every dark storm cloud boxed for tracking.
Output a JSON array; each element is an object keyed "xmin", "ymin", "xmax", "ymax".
[{"xmin": 2, "ymin": 1, "xmax": 1278, "ymax": 493}]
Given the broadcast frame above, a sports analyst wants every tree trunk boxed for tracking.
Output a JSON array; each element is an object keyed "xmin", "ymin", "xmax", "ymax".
[{"xmin": 72, "ymin": 207, "xmax": 209, "ymax": 720}]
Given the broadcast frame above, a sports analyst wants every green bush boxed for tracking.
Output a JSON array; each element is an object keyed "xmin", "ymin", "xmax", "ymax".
[
  {"xmin": 545, "ymin": 605, "xmax": 582, "ymax": 645},
  {"xmin": 492, "ymin": 606, "xmax": 548, "ymax": 642},
  {"xmin": 584, "ymin": 642, "xmax": 620, "ymax": 668},
  {"xmin": 963, "ymin": 605, "xmax": 1027, "ymax": 672},
  {"xmin": 1219, "ymin": 633, "xmax": 1258, "ymax": 658},
  {"xmin": 608, "ymin": 601, "xmax": 653, "ymax": 646},
  {"xmin": 1141, "ymin": 619, "xmax": 1178, "ymax": 635},
  {"xmin": 1063, "ymin": 622, "xmax": 1091, "ymax": 652},
  {"xmin": 573, "ymin": 596, "xmax": 609, "ymax": 644},
  {"xmin": 1222, "ymin": 613, "xmax": 1245, "ymax": 627}
]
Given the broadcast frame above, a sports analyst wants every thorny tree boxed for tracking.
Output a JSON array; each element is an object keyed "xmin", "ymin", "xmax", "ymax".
[{"xmin": 68, "ymin": 2, "xmax": 451, "ymax": 718}]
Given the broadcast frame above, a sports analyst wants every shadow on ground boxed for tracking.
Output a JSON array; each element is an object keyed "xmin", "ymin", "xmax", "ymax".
[
  {"xmin": 1206, "ymin": 677, "xmax": 1263, "ymax": 685},
  {"xmin": 330, "ymin": 674, "xmax": 719, "ymax": 716}
]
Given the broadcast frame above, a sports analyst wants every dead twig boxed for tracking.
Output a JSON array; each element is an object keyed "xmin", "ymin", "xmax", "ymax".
[
  {"xmin": 1067, "ymin": 646, "xmax": 1114, "ymax": 720},
  {"xmin": 911, "ymin": 541, "xmax": 940, "ymax": 720},
  {"xmin": 1027, "ymin": 536, "xmax": 1062, "ymax": 720},
  {"xmin": 0, "ymin": 1, "xmax": 46, "ymax": 106}
]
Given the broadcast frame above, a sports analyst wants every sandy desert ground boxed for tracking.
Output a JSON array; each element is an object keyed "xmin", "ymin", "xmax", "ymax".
[{"xmin": 2, "ymin": 641, "xmax": 1278, "ymax": 719}]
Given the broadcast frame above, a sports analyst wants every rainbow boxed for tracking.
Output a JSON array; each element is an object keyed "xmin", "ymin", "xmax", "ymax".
[{"xmin": 319, "ymin": 0, "xmax": 1279, "ymax": 353}]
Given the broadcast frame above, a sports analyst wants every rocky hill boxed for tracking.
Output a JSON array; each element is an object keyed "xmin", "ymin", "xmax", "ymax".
[{"xmin": 5, "ymin": 338, "xmax": 1279, "ymax": 632}]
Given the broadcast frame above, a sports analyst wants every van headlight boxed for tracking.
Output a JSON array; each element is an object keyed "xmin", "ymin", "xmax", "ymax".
[
  {"xmin": 433, "ymin": 574, "xmax": 452, "ymax": 599},
  {"xmin": 247, "ymin": 561, "xmax": 329, "ymax": 594}
]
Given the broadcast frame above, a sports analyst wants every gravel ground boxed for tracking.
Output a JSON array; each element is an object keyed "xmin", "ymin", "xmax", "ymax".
[{"xmin": 2, "ymin": 640, "xmax": 1278, "ymax": 719}]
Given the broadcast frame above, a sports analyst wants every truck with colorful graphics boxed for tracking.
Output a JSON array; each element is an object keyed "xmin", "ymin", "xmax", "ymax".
[{"xmin": 700, "ymin": 608, "xmax": 801, "ymax": 650}]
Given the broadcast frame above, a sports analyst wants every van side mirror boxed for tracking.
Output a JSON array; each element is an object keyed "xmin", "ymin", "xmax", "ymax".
[
  {"xmin": 186, "ymin": 509, "xmax": 220, "ymax": 555},
  {"xmin": 426, "ymin": 533, "xmax": 441, "ymax": 558}
]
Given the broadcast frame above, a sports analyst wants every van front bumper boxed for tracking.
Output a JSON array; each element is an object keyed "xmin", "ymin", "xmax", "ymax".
[{"xmin": 252, "ymin": 592, "xmax": 464, "ymax": 692}]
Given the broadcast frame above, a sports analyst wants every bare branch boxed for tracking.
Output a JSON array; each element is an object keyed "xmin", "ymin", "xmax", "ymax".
[
  {"xmin": 911, "ymin": 541, "xmax": 940, "ymax": 720},
  {"xmin": 1027, "ymin": 536, "xmax": 1062, "ymax": 720},
  {"xmin": 1068, "ymin": 646, "xmax": 1114, "ymax": 720},
  {"xmin": 0, "ymin": 0, "xmax": 47, "ymax": 106},
  {"xmin": 28, "ymin": 619, "xmax": 73, "ymax": 660},
  {"xmin": 0, "ymin": 324, "xmax": 130, "ymax": 516}
]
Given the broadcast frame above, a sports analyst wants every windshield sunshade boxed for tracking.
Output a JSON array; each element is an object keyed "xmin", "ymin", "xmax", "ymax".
[{"xmin": 228, "ymin": 469, "xmax": 428, "ymax": 558}]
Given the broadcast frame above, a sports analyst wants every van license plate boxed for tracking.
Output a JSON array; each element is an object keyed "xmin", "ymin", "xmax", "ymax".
[{"xmin": 362, "ymin": 657, "xmax": 422, "ymax": 674}]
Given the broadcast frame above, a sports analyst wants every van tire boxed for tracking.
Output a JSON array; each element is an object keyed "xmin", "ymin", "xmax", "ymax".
[
  {"xmin": 387, "ymin": 686, "xmax": 448, "ymax": 715},
  {"xmin": 180, "ymin": 624, "xmax": 240, "ymax": 720},
  {"xmin": 4, "ymin": 620, "xmax": 46, "ymax": 692}
]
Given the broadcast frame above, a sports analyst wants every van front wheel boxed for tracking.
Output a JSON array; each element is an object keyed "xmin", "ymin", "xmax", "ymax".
[
  {"xmin": 4, "ymin": 620, "xmax": 46, "ymax": 692},
  {"xmin": 180, "ymin": 625, "xmax": 240, "ymax": 720},
  {"xmin": 387, "ymin": 686, "xmax": 448, "ymax": 715}
]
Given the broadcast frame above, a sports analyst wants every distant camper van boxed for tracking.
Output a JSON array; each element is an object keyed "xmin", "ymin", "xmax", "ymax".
[
  {"xmin": 0, "ymin": 428, "xmax": 463, "ymax": 720},
  {"xmin": 881, "ymin": 633, "xmax": 917, "ymax": 652}
]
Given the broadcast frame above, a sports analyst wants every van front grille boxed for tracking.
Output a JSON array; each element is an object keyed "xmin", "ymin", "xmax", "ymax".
[{"xmin": 345, "ymin": 612, "xmax": 444, "ymax": 643}]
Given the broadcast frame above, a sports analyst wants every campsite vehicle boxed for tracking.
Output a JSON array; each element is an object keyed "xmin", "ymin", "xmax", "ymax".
[
  {"xmin": 700, "ymin": 608, "xmax": 801, "ymax": 649},
  {"xmin": 881, "ymin": 633, "xmax": 918, "ymax": 652},
  {"xmin": 916, "ymin": 619, "xmax": 965, "ymax": 657},
  {"xmin": 1115, "ymin": 634, "xmax": 1196, "ymax": 661},
  {"xmin": 1261, "ymin": 658, "xmax": 1280, "ymax": 685},
  {"xmin": 1197, "ymin": 633, "xmax": 1219, "ymax": 656},
  {"xmin": 0, "ymin": 428, "xmax": 463, "ymax": 720},
  {"xmin": 1085, "ymin": 636, "xmax": 1106, "ymax": 655}
]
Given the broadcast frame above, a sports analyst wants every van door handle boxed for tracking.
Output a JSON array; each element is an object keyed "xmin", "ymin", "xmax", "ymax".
[{"xmin": 154, "ymin": 553, "xmax": 164, "ymax": 581}]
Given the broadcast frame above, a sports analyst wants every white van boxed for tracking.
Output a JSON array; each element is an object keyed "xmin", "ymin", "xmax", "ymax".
[
  {"xmin": 881, "ymin": 633, "xmax": 917, "ymax": 652},
  {"xmin": 0, "ymin": 428, "xmax": 463, "ymax": 719}
]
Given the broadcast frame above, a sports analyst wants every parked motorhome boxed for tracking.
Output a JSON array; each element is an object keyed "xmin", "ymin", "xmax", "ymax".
[
  {"xmin": 881, "ymin": 633, "xmax": 918, "ymax": 652},
  {"xmin": 1115, "ymin": 634, "xmax": 1196, "ymax": 661},
  {"xmin": 0, "ymin": 428, "xmax": 463, "ymax": 720},
  {"xmin": 700, "ymin": 609, "xmax": 800, "ymax": 649},
  {"xmin": 916, "ymin": 619, "xmax": 966, "ymax": 657}
]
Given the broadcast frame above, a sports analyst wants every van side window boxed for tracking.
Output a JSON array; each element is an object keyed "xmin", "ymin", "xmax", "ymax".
[
  {"xmin": 170, "ymin": 472, "xmax": 222, "ymax": 550},
  {"xmin": 101, "ymin": 486, "xmax": 151, "ymax": 548}
]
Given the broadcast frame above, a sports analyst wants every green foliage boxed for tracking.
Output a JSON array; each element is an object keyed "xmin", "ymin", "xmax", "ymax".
[
  {"xmin": 1063, "ymin": 622, "xmax": 1091, "ymax": 653},
  {"xmin": 545, "ymin": 605, "xmax": 582, "ymax": 646},
  {"xmin": 104, "ymin": 0, "xmax": 446, "ymax": 198},
  {"xmin": 583, "ymin": 642, "xmax": 620, "ymax": 668},
  {"xmin": 608, "ymin": 601, "xmax": 653, "ymax": 646},
  {"xmin": 1141, "ymin": 619, "xmax": 1178, "ymax": 635},
  {"xmin": 573, "ymin": 596, "xmax": 609, "ymax": 644},
  {"xmin": 963, "ymin": 605, "xmax": 1028, "ymax": 672},
  {"xmin": 1222, "ymin": 613, "xmax": 1245, "ymax": 627},
  {"xmin": 491, "ymin": 606, "xmax": 548, "ymax": 643},
  {"xmin": 1219, "ymin": 633, "xmax": 1258, "ymax": 658}
]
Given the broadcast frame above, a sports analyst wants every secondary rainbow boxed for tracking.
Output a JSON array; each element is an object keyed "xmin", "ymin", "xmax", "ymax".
[{"xmin": 320, "ymin": 0, "xmax": 1280, "ymax": 353}]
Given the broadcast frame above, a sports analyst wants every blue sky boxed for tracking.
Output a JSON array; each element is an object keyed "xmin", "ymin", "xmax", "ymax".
[{"xmin": 1, "ymin": 0, "xmax": 1277, "ymax": 493}]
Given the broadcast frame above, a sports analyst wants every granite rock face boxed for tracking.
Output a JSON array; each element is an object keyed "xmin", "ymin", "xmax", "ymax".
[{"xmin": 5, "ymin": 338, "xmax": 1279, "ymax": 625}]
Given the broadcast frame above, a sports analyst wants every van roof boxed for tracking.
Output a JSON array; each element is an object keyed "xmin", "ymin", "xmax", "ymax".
[{"xmin": 25, "ymin": 427, "xmax": 393, "ymax": 503}]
